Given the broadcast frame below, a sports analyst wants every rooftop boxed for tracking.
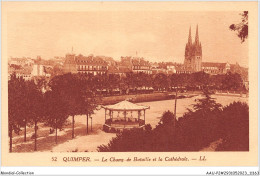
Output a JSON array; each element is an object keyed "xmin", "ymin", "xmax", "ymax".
[
  {"xmin": 202, "ymin": 62, "xmax": 229, "ymax": 68},
  {"xmin": 102, "ymin": 100, "xmax": 149, "ymax": 111}
]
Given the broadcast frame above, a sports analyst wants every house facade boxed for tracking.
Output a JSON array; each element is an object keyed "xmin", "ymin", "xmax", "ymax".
[
  {"xmin": 202, "ymin": 62, "xmax": 231, "ymax": 75},
  {"xmin": 63, "ymin": 54, "xmax": 108, "ymax": 75}
]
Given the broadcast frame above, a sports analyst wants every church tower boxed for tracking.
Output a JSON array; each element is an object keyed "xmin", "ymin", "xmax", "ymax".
[{"xmin": 184, "ymin": 25, "xmax": 202, "ymax": 72}]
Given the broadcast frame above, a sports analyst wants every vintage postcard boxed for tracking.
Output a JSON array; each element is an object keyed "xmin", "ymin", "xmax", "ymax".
[{"xmin": 1, "ymin": 1, "xmax": 258, "ymax": 168}]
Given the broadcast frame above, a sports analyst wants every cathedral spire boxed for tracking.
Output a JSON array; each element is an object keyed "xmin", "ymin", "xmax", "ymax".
[
  {"xmin": 188, "ymin": 26, "xmax": 192, "ymax": 45},
  {"xmin": 195, "ymin": 24, "xmax": 199, "ymax": 45}
]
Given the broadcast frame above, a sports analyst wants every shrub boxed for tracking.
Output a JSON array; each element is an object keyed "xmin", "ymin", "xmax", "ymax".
[{"xmin": 216, "ymin": 102, "xmax": 249, "ymax": 151}]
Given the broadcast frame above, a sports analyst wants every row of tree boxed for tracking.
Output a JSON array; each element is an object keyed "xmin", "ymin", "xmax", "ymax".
[
  {"xmin": 8, "ymin": 73, "xmax": 98, "ymax": 152},
  {"xmin": 98, "ymin": 91, "xmax": 249, "ymax": 152},
  {"xmin": 59, "ymin": 71, "xmax": 246, "ymax": 96}
]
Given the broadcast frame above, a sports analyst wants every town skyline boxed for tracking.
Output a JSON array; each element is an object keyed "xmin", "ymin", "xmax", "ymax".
[{"xmin": 7, "ymin": 11, "xmax": 248, "ymax": 67}]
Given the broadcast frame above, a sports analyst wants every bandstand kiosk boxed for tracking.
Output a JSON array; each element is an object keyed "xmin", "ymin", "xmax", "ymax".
[{"xmin": 102, "ymin": 100, "xmax": 150, "ymax": 132}]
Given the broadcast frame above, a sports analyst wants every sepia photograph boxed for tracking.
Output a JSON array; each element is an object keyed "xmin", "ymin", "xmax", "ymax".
[{"xmin": 1, "ymin": 1, "xmax": 258, "ymax": 169}]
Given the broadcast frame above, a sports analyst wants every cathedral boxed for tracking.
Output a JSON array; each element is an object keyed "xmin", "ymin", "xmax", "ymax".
[{"xmin": 184, "ymin": 25, "xmax": 202, "ymax": 72}]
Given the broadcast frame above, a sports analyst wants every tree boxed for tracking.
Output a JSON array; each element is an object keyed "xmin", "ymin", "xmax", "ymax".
[
  {"xmin": 97, "ymin": 127, "xmax": 152, "ymax": 152},
  {"xmin": 176, "ymin": 90, "xmax": 223, "ymax": 150},
  {"xmin": 44, "ymin": 91, "xmax": 68, "ymax": 144},
  {"xmin": 135, "ymin": 72, "xmax": 146, "ymax": 90},
  {"xmin": 77, "ymin": 74, "xmax": 98, "ymax": 134},
  {"xmin": 188, "ymin": 89, "xmax": 222, "ymax": 114},
  {"xmin": 8, "ymin": 74, "xmax": 26, "ymax": 152},
  {"xmin": 120, "ymin": 72, "xmax": 136, "ymax": 94},
  {"xmin": 209, "ymin": 74, "xmax": 226, "ymax": 90},
  {"xmin": 170, "ymin": 73, "xmax": 182, "ymax": 90},
  {"xmin": 92, "ymin": 74, "xmax": 105, "ymax": 95},
  {"xmin": 13, "ymin": 78, "xmax": 45, "ymax": 151},
  {"xmin": 216, "ymin": 102, "xmax": 249, "ymax": 151},
  {"xmin": 124, "ymin": 72, "xmax": 135, "ymax": 89},
  {"xmin": 80, "ymin": 96, "xmax": 97, "ymax": 134},
  {"xmin": 158, "ymin": 110, "xmax": 175, "ymax": 126},
  {"xmin": 49, "ymin": 73, "xmax": 99, "ymax": 138},
  {"xmin": 51, "ymin": 64, "xmax": 64, "ymax": 77},
  {"xmin": 49, "ymin": 73, "xmax": 81, "ymax": 139},
  {"xmin": 191, "ymin": 72, "xmax": 210, "ymax": 89},
  {"xmin": 143, "ymin": 74, "xmax": 153, "ymax": 91},
  {"xmin": 153, "ymin": 73, "xmax": 169, "ymax": 91},
  {"xmin": 230, "ymin": 11, "xmax": 248, "ymax": 43},
  {"xmin": 31, "ymin": 82, "xmax": 44, "ymax": 151},
  {"xmin": 23, "ymin": 81, "xmax": 33, "ymax": 142},
  {"xmin": 106, "ymin": 74, "xmax": 120, "ymax": 95},
  {"xmin": 173, "ymin": 73, "xmax": 191, "ymax": 90},
  {"xmin": 222, "ymin": 72, "xmax": 243, "ymax": 91},
  {"xmin": 20, "ymin": 78, "xmax": 47, "ymax": 143}
]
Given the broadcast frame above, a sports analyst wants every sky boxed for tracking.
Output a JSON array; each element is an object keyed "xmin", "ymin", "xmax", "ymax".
[{"xmin": 7, "ymin": 11, "xmax": 248, "ymax": 67}]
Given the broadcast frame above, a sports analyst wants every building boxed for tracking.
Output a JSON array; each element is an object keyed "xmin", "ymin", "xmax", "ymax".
[
  {"xmin": 31, "ymin": 64, "xmax": 51, "ymax": 77},
  {"xmin": 9, "ymin": 57, "xmax": 34, "ymax": 67},
  {"xmin": 31, "ymin": 56, "xmax": 52, "ymax": 77},
  {"xmin": 151, "ymin": 62, "xmax": 176, "ymax": 74},
  {"xmin": 107, "ymin": 65, "xmax": 132, "ymax": 77},
  {"xmin": 119, "ymin": 56, "xmax": 133, "ymax": 70},
  {"xmin": 202, "ymin": 62, "xmax": 230, "ymax": 75},
  {"xmin": 53, "ymin": 56, "xmax": 65, "ymax": 66},
  {"xmin": 8, "ymin": 56, "xmax": 53, "ymax": 80},
  {"xmin": 8, "ymin": 65, "xmax": 32, "ymax": 81},
  {"xmin": 230, "ymin": 63, "xmax": 249, "ymax": 89},
  {"xmin": 184, "ymin": 25, "xmax": 202, "ymax": 72},
  {"xmin": 175, "ymin": 65, "xmax": 193, "ymax": 74},
  {"xmin": 166, "ymin": 62, "xmax": 176, "ymax": 74},
  {"xmin": 63, "ymin": 53, "xmax": 77, "ymax": 73},
  {"xmin": 131, "ymin": 57, "xmax": 152, "ymax": 74},
  {"xmin": 119, "ymin": 56, "xmax": 152, "ymax": 74},
  {"xmin": 63, "ymin": 53, "xmax": 108, "ymax": 75},
  {"xmin": 100, "ymin": 56, "xmax": 116, "ymax": 66}
]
